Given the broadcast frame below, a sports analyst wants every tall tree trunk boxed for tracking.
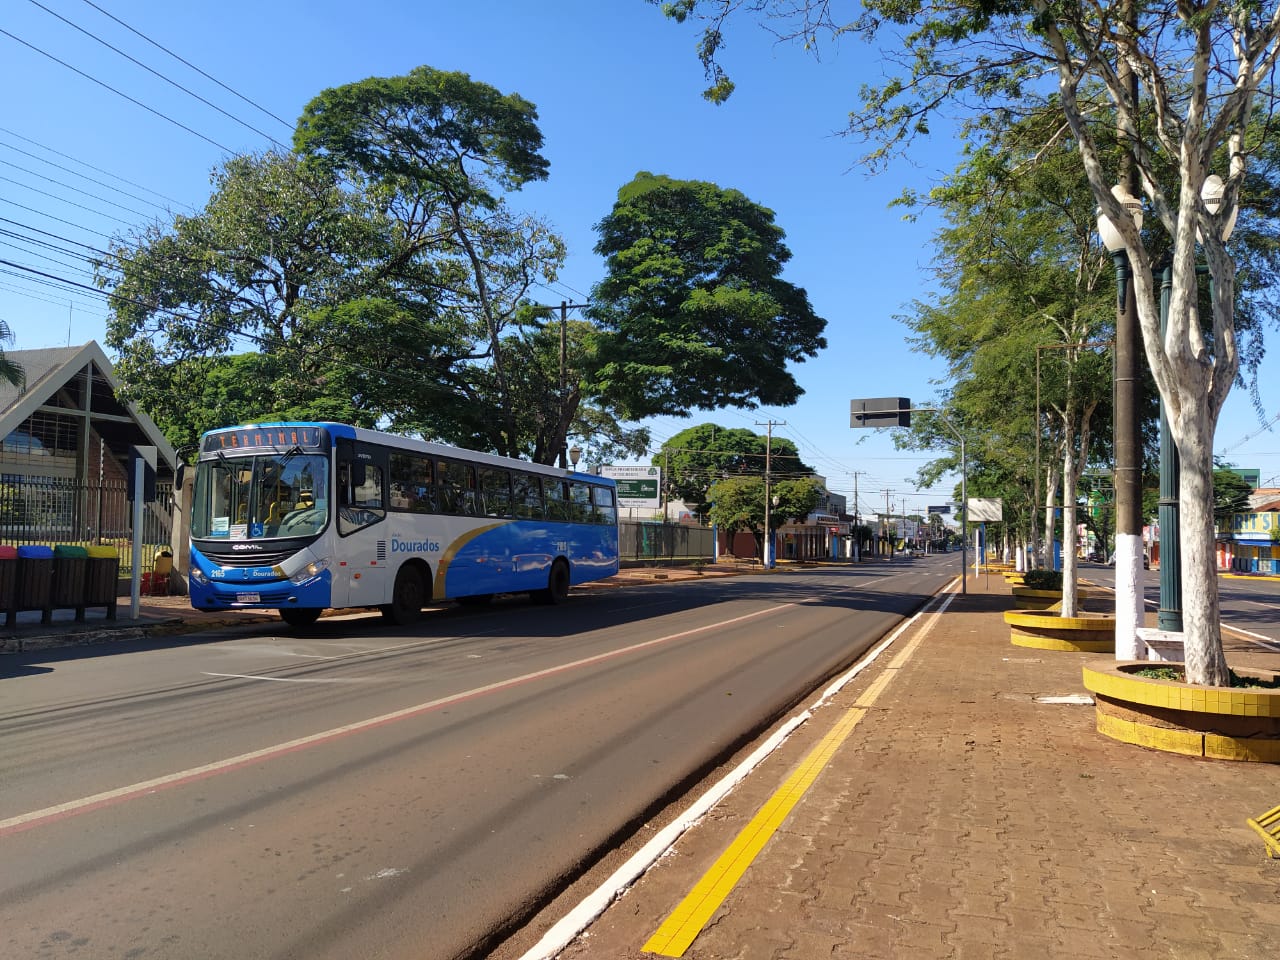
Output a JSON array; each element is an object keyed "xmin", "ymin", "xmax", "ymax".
[
  {"xmin": 1041, "ymin": 456, "xmax": 1060, "ymax": 569},
  {"xmin": 1177, "ymin": 407, "xmax": 1231, "ymax": 685},
  {"xmin": 1060, "ymin": 428, "xmax": 1079, "ymax": 617}
]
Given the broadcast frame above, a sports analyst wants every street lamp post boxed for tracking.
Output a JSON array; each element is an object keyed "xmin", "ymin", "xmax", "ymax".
[
  {"xmin": 1097, "ymin": 184, "xmax": 1146, "ymax": 659},
  {"xmin": 1156, "ymin": 260, "xmax": 1182, "ymax": 632}
]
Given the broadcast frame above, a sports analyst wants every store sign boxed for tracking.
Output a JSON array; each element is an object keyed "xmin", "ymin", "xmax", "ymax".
[{"xmin": 1232, "ymin": 512, "xmax": 1278, "ymax": 535}]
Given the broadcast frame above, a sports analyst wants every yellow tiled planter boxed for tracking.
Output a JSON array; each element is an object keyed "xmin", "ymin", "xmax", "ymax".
[
  {"xmin": 1081, "ymin": 661, "xmax": 1280, "ymax": 762},
  {"xmin": 1004, "ymin": 609, "xmax": 1114, "ymax": 652},
  {"xmin": 1011, "ymin": 586, "xmax": 1088, "ymax": 610}
]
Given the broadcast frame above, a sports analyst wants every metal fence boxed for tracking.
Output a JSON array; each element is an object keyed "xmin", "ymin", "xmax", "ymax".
[
  {"xmin": 620, "ymin": 520, "xmax": 715, "ymax": 563},
  {"xmin": 0, "ymin": 476, "xmax": 175, "ymax": 576}
]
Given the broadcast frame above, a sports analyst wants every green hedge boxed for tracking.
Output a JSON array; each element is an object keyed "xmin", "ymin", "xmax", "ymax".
[{"xmin": 1022, "ymin": 569, "xmax": 1063, "ymax": 591}]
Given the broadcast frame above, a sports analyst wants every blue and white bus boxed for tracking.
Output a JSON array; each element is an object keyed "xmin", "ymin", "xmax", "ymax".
[{"xmin": 188, "ymin": 422, "xmax": 619, "ymax": 627}]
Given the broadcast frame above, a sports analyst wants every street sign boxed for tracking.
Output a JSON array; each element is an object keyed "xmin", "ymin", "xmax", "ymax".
[
  {"xmin": 967, "ymin": 498, "xmax": 1004, "ymax": 522},
  {"xmin": 928, "ymin": 505, "xmax": 951, "ymax": 514},
  {"xmin": 128, "ymin": 445, "xmax": 158, "ymax": 503},
  {"xmin": 849, "ymin": 397, "xmax": 911, "ymax": 428},
  {"xmin": 602, "ymin": 465, "xmax": 662, "ymax": 509}
]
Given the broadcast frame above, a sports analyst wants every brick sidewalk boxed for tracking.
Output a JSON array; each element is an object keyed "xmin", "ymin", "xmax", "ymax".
[{"xmin": 555, "ymin": 576, "xmax": 1280, "ymax": 960}]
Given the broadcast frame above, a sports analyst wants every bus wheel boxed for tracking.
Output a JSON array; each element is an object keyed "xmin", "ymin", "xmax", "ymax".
[
  {"xmin": 383, "ymin": 565, "xmax": 425, "ymax": 626},
  {"xmin": 534, "ymin": 560, "xmax": 570, "ymax": 605},
  {"xmin": 279, "ymin": 607, "xmax": 321, "ymax": 628}
]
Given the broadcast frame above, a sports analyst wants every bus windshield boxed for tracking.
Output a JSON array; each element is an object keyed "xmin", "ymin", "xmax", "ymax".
[{"xmin": 192, "ymin": 451, "xmax": 329, "ymax": 540}]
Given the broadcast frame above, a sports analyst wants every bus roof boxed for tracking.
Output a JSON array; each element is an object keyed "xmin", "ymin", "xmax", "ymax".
[{"xmin": 200, "ymin": 421, "xmax": 613, "ymax": 484}]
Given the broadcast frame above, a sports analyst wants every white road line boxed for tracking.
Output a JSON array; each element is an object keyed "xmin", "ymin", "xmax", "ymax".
[
  {"xmin": 1, "ymin": 601, "xmax": 797, "ymax": 838},
  {"xmin": 1222, "ymin": 623, "xmax": 1280, "ymax": 652},
  {"xmin": 517, "ymin": 579, "xmax": 960, "ymax": 960},
  {"xmin": 200, "ymin": 672, "xmax": 370, "ymax": 684}
]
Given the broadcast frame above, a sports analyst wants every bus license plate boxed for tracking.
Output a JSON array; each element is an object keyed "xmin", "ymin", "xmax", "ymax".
[{"xmin": 235, "ymin": 592, "xmax": 261, "ymax": 603}]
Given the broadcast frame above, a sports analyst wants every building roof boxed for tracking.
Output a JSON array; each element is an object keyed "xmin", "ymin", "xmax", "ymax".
[
  {"xmin": 1247, "ymin": 488, "xmax": 1280, "ymax": 512},
  {"xmin": 0, "ymin": 341, "xmax": 177, "ymax": 472}
]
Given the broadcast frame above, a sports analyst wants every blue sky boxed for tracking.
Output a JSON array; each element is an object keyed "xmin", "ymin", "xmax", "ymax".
[{"xmin": 3, "ymin": 0, "xmax": 1278, "ymax": 519}]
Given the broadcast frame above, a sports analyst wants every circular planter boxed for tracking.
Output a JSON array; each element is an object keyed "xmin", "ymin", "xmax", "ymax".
[
  {"xmin": 1004, "ymin": 609, "xmax": 1115, "ymax": 652},
  {"xmin": 1082, "ymin": 661, "xmax": 1280, "ymax": 763},
  {"xmin": 1010, "ymin": 586, "xmax": 1088, "ymax": 610}
]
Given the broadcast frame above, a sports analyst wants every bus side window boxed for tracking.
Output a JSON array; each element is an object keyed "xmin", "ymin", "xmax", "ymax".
[
  {"xmin": 591, "ymin": 485, "xmax": 616, "ymax": 525},
  {"xmin": 568, "ymin": 481, "xmax": 592, "ymax": 523},
  {"xmin": 390, "ymin": 453, "xmax": 434, "ymax": 513},
  {"xmin": 513, "ymin": 472, "xmax": 543, "ymax": 519},
  {"xmin": 440, "ymin": 460, "xmax": 477, "ymax": 516},
  {"xmin": 480, "ymin": 467, "xmax": 512, "ymax": 517},
  {"xmin": 544, "ymin": 480, "xmax": 569, "ymax": 522}
]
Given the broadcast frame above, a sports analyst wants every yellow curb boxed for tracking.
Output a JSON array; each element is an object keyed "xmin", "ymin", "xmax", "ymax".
[
  {"xmin": 1011, "ymin": 633, "xmax": 1114, "ymax": 653},
  {"xmin": 1095, "ymin": 711, "xmax": 1280, "ymax": 762},
  {"xmin": 1004, "ymin": 610, "xmax": 1114, "ymax": 630}
]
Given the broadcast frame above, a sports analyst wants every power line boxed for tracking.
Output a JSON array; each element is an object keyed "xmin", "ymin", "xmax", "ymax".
[
  {"xmin": 0, "ymin": 174, "xmax": 138, "ymax": 228},
  {"xmin": 0, "ymin": 26, "xmax": 235, "ymax": 154},
  {"xmin": 0, "ymin": 235, "xmax": 99, "ymax": 280},
  {"xmin": 0, "ymin": 125, "xmax": 193, "ymax": 210},
  {"xmin": 0, "ymin": 277, "xmax": 104, "ymax": 313},
  {"xmin": 0, "ymin": 195, "xmax": 120, "ymax": 240},
  {"xmin": 77, "ymin": 0, "xmax": 294, "ymax": 130},
  {"xmin": 27, "ymin": 0, "xmax": 287, "ymax": 149},
  {"xmin": 0, "ymin": 157, "xmax": 157, "ymax": 218},
  {"xmin": 1218, "ymin": 411, "xmax": 1280, "ymax": 455}
]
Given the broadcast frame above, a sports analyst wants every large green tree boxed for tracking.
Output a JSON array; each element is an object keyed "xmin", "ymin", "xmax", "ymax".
[
  {"xmin": 100, "ymin": 68, "xmax": 644, "ymax": 464},
  {"xmin": 590, "ymin": 172, "xmax": 827, "ymax": 418},
  {"xmin": 658, "ymin": 0, "xmax": 1280, "ymax": 685},
  {"xmin": 101, "ymin": 151, "xmax": 403, "ymax": 441},
  {"xmin": 707, "ymin": 474, "xmax": 822, "ymax": 560},
  {"xmin": 292, "ymin": 66, "xmax": 580, "ymax": 461},
  {"xmin": 654, "ymin": 422, "xmax": 811, "ymax": 515}
]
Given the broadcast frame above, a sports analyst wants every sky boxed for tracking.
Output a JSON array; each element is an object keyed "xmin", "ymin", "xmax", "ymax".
[{"xmin": 3, "ymin": 0, "xmax": 1279, "ymax": 522}]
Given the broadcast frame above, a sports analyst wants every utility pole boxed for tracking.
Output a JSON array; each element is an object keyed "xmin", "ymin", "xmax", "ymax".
[
  {"xmin": 756, "ymin": 420, "xmax": 785, "ymax": 568},
  {"xmin": 882, "ymin": 488, "xmax": 895, "ymax": 559},
  {"xmin": 851, "ymin": 470, "xmax": 864, "ymax": 561},
  {"xmin": 551, "ymin": 300, "xmax": 590, "ymax": 468}
]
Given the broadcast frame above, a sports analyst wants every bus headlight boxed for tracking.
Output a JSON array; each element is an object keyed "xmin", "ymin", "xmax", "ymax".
[
  {"xmin": 190, "ymin": 566, "xmax": 209, "ymax": 585},
  {"xmin": 290, "ymin": 558, "xmax": 330, "ymax": 584}
]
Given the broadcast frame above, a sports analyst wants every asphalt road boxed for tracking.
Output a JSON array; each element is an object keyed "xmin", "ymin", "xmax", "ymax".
[
  {"xmin": 1078, "ymin": 561, "xmax": 1280, "ymax": 645},
  {"xmin": 1, "ymin": 556, "xmax": 956, "ymax": 960}
]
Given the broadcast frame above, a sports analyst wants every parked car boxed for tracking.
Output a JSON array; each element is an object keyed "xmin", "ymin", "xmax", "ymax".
[{"xmin": 1107, "ymin": 552, "xmax": 1151, "ymax": 569}]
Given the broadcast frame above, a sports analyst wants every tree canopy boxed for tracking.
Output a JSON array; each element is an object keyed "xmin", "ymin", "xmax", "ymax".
[
  {"xmin": 654, "ymin": 422, "xmax": 812, "ymax": 515},
  {"xmin": 100, "ymin": 68, "xmax": 644, "ymax": 464},
  {"xmin": 590, "ymin": 172, "xmax": 827, "ymax": 418},
  {"xmin": 707, "ymin": 474, "xmax": 822, "ymax": 557}
]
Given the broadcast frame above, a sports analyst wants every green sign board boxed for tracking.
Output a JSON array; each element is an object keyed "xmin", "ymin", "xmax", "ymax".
[{"xmin": 615, "ymin": 478, "xmax": 659, "ymax": 502}]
